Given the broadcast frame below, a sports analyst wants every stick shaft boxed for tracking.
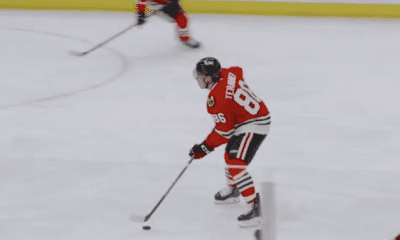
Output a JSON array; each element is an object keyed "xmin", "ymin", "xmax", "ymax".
[
  {"xmin": 75, "ymin": 11, "xmax": 158, "ymax": 56},
  {"xmin": 83, "ymin": 23, "xmax": 137, "ymax": 55},
  {"xmin": 144, "ymin": 157, "xmax": 195, "ymax": 221}
]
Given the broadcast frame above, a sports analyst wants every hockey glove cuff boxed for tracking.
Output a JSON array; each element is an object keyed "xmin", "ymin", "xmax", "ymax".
[
  {"xmin": 189, "ymin": 142, "xmax": 214, "ymax": 159},
  {"xmin": 138, "ymin": 12, "xmax": 146, "ymax": 25}
]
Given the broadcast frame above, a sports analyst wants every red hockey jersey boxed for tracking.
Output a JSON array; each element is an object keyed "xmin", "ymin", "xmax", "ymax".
[
  {"xmin": 204, "ymin": 67, "xmax": 271, "ymax": 149},
  {"xmin": 136, "ymin": 0, "xmax": 169, "ymax": 13}
]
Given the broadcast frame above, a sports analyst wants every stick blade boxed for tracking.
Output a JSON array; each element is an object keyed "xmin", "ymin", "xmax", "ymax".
[
  {"xmin": 68, "ymin": 50, "xmax": 88, "ymax": 57},
  {"xmin": 129, "ymin": 213, "xmax": 147, "ymax": 223}
]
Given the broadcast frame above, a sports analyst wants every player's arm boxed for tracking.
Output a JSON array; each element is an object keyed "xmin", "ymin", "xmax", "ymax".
[
  {"xmin": 189, "ymin": 127, "xmax": 230, "ymax": 160},
  {"xmin": 204, "ymin": 109, "xmax": 235, "ymax": 148},
  {"xmin": 204, "ymin": 127, "xmax": 230, "ymax": 149},
  {"xmin": 189, "ymin": 111, "xmax": 233, "ymax": 159}
]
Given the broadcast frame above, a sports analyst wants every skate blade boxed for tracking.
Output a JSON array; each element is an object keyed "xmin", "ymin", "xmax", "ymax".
[
  {"xmin": 238, "ymin": 216, "xmax": 261, "ymax": 228},
  {"xmin": 214, "ymin": 197, "xmax": 240, "ymax": 205}
]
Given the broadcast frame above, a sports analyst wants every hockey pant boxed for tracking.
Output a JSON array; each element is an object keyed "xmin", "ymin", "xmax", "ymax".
[{"xmin": 224, "ymin": 133, "xmax": 267, "ymax": 203}]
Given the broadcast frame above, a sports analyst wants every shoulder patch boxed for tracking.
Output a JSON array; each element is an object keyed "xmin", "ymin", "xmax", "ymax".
[{"xmin": 208, "ymin": 96, "xmax": 215, "ymax": 107}]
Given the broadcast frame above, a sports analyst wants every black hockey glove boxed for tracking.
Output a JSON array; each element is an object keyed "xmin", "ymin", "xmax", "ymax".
[
  {"xmin": 137, "ymin": 12, "xmax": 146, "ymax": 25},
  {"xmin": 189, "ymin": 142, "xmax": 214, "ymax": 160}
]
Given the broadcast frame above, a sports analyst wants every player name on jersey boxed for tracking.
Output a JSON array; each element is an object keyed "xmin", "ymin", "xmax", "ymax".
[{"xmin": 225, "ymin": 72, "xmax": 236, "ymax": 99}]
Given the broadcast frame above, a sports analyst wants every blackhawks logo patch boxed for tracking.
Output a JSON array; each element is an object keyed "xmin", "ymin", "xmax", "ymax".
[{"xmin": 208, "ymin": 96, "xmax": 215, "ymax": 107}]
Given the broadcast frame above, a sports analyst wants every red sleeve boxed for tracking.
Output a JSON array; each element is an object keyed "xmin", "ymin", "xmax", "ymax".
[
  {"xmin": 205, "ymin": 74, "xmax": 236, "ymax": 149},
  {"xmin": 204, "ymin": 129, "xmax": 230, "ymax": 149},
  {"xmin": 207, "ymin": 96, "xmax": 236, "ymax": 141}
]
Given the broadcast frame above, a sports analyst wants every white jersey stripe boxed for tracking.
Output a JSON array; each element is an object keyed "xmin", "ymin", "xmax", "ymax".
[
  {"xmin": 215, "ymin": 128, "xmax": 235, "ymax": 138},
  {"xmin": 214, "ymin": 114, "xmax": 271, "ymax": 139},
  {"xmin": 235, "ymin": 114, "xmax": 271, "ymax": 136}
]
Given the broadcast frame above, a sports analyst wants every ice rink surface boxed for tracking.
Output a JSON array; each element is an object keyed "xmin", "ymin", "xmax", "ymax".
[{"xmin": 0, "ymin": 10, "xmax": 400, "ymax": 240}]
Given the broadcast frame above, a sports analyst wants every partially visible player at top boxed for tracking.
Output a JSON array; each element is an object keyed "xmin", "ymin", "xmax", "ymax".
[
  {"xmin": 189, "ymin": 57, "xmax": 271, "ymax": 227},
  {"xmin": 135, "ymin": 0, "xmax": 201, "ymax": 48}
]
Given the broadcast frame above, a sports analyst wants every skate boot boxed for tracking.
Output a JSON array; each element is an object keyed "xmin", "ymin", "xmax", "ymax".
[
  {"xmin": 214, "ymin": 185, "xmax": 240, "ymax": 204},
  {"xmin": 238, "ymin": 193, "xmax": 261, "ymax": 228},
  {"xmin": 180, "ymin": 38, "xmax": 201, "ymax": 49}
]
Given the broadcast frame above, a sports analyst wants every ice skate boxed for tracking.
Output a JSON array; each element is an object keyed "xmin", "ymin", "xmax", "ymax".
[
  {"xmin": 238, "ymin": 193, "xmax": 261, "ymax": 228},
  {"xmin": 180, "ymin": 38, "xmax": 201, "ymax": 49},
  {"xmin": 214, "ymin": 185, "xmax": 240, "ymax": 204}
]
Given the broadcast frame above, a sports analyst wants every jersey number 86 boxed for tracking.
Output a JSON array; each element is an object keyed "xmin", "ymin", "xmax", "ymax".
[
  {"xmin": 212, "ymin": 113, "xmax": 226, "ymax": 123},
  {"xmin": 234, "ymin": 80, "xmax": 261, "ymax": 115}
]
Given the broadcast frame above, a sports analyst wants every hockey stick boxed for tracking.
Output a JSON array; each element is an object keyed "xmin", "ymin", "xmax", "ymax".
[
  {"xmin": 69, "ymin": 11, "xmax": 158, "ymax": 57},
  {"xmin": 130, "ymin": 157, "xmax": 195, "ymax": 223}
]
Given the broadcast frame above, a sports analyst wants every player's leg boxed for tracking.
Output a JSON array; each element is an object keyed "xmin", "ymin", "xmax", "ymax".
[
  {"xmin": 174, "ymin": 10, "xmax": 201, "ymax": 48},
  {"xmin": 214, "ymin": 165, "xmax": 241, "ymax": 204},
  {"xmin": 215, "ymin": 133, "xmax": 259, "ymax": 205},
  {"xmin": 225, "ymin": 133, "xmax": 267, "ymax": 227},
  {"xmin": 226, "ymin": 133, "xmax": 266, "ymax": 203},
  {"xmin": 161, "ymin": 1, "xmax": 201, "ymax": 48}
]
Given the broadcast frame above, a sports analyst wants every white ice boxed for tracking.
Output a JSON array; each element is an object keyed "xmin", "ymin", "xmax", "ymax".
[{"xmin": 0, "ymin": 10, "xmax": 399, "ymax": 240}]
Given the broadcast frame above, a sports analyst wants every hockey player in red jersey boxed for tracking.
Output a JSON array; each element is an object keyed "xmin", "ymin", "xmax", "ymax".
[
  {"xmin": 135, "ymin": 0, "xmax": 201, "ymax": 48},
  {"xmin": 189, "ymin": 57, "xmax": 271, "ymax": 228}
]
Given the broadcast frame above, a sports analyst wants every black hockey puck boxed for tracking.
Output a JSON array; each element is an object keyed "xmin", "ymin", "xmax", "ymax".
[{"xmin": 143, "ymin": 226, "xmax": 151, "ymax": 230}]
